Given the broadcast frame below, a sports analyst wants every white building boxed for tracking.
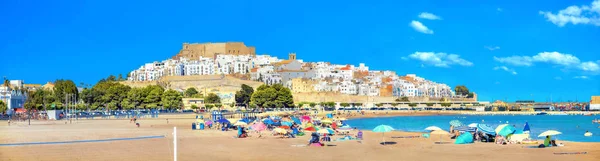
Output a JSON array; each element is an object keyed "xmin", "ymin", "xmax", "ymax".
[
  {"xmin": 0, "ymin": 81, "xmax": 27, "ymax": 115},
  {"xmin": 252, "ymin": 55, "xmax": 281, "ymax": 67},
  {"xmin": 393, "ymin": 80, "xmax": 418, "ymax": 97},
  {"xmin": 262, "ymin": 73, "xmax": 282, "ymax": 85},
  {"xmin": 338, "ymin": 80, "xmax": 358, "ymax": 95},
  {"xmin": 358, "ymin": 83, "xmax": 379, "ymax": 96},
  {"xmin": 312, "ymin": 62, "xmax": 334, "ymax": 79},
  {"xmin": 356, "ymin": 63, "xmax": 369, "ymax": 72},
  {"xmin": 184, "ymin": 57, "xmax": 215, "ymax": 76}
]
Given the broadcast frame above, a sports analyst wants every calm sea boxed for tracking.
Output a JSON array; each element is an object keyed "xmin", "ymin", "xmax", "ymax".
[{"xmin": 344, "ymin": 115, "xmax": 600, "ymax": 142}]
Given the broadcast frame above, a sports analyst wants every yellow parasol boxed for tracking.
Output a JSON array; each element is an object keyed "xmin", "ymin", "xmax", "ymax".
[
  {"xmin": 430, "ymin": 130, "xmax": 451, "ymax": 143},
  {"xmin": 495, "ymin": 124, "xmax": 509, "ymax": 134},
  {"xmin": 431, "ymin": 130, "xmax": 450, "ymax": 135},
  {"xmin": 321, "ymin": 119, "xmax": 333, "ymax": 124},
  {"xmin": 274, "ymin": 128, "xmax": 287, "ymax": 134}
]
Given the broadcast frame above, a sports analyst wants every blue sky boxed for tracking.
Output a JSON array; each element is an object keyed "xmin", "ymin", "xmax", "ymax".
[{"xmin": 1, "ymin": 0, "xmax": 599, "ymax": 102}]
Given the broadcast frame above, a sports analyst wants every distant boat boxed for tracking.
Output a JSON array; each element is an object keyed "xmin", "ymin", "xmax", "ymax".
[{"xmin": 536, "ymin": 112, "xmax": 548, "ymax": 115}]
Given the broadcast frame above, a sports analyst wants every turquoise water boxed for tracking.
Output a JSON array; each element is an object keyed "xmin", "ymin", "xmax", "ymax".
[{"xmin": 345, "ymin": 115, "xmax": 600, "ymax": 142}]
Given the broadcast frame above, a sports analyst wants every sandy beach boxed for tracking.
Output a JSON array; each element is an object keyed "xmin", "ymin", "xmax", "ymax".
[{"xmin": 1, "ymin": 115, "xmax": 598, "ymax": 161}]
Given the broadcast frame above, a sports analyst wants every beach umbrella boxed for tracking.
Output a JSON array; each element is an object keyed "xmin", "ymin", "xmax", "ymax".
[
  {"xmin": 538, "ymin": 130, "xmax": 562, "ymax": 137},
  {"xmin": 467, "ymin": 123, "xmax": 478, "ymax": 128},
  {"xmin": 273, "ymin": 128, "xmax": 287, "ymax": 134},
  {"xmin": 321, "ymin": 119, "xmax": 333, "ymax": 124},
  {"xmin": 495, "ymin": 124, "xmax": 509, "ymax": 134},
  {"xmin": 205, "ymin": 120, "xmax": 213, "ymax": 125},
  {"xmin": 216, "ymin": 118, "xmax": 230, "ymax": 123},
  {"xmin": 497, "ymin": 125, "xmax": 516, "ymax": 137},
  {"xmin": 233, "ymin": 121, "xmax": 247, "ymax": 126},
  {"xmin": 304, "ymin": 127, "xmax": 317, "ymax": 132},
  {"xmin": 476, "ymin": 124, "xmax": 495, "ymax": 135},
  {"xmin": 523, "ymin": 122, "xmax": 531, "ymax": 132},
  {"xmin": 304, "ymin": 122, "xmax": 314, "ymax": 128},
  {"xmin": 425, "ymin": 126, "xmax": 442, "ymax": 131},
  {"xmin": 317, "ymin": 129, "xmax": 332, "ymax": 134},
  {"xmin": 263, "ymin": 119, "xmax": 274, "ymax": 125},
  {"xmin": 291, "ymin": 117, "xmax": 302, "ymax": 124},
  {"xmin": 340, "ymin": 124, "xmax": 351, "ymax": 129},
  {"xmin": 454, "ymin": 126, "xmax": 477, "ymax": 132},
  {"xmin": 455, "ymin": 133, "xmax": 474, "ymax": 144},
  {"xmin": 279, "ymin": 125, "xmax": 290, "ymax": 129},
  {"xmin": 240, "ymin": 118, "xmax": 251, "ymax": 124},
  {"xmin": 251, "ymin": 122, "xmax": 266, "ymax": 131},
  {"xmin": 301, "ymin": 115, "xmax": 311, "ymax": 121},
  {"xmin": 373, "ymin": 125, "xmax": 395, "ymax": 145},
  {"xmin": 449, "ymin": 120, "xmax": 463, "ymax": 127},
  {"xmin": 282, "ymin": 117, "xmax": 292, "ymax": 122},
  {"xmin": 430, "ymin": 130, "xmax": 451, "ymax": 143},
  {"xmin": 281, "ymin": 121, "xmax": 293, "ymax": 126}
]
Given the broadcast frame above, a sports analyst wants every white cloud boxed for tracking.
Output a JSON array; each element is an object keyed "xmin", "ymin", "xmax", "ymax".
[
  {"xmin": 532, "ymin": 52, "xmax": 580, "ymax": 66},
  {"xmin": 418, "ymin": 12, "xmax": 442, "ymax": 20},
  {"xmin": 493, "ymin": 56, "xmax": 534, "ymax": 66},
  {"xmin": 539, "ymin": 0, "xmax": 600, "ymax": 27},
  {"xmin": 579, "ymin": 61, "xmax": 600, "ymax": 72},
  {"xmin": 494, "ymin": 52, "xmax": 600, "ymax": 74},
  {"xmin": 574, "ymin": 76, "xmax": 589, "ymax": 79},
  {"xmin": 410, "ymin": 20, "xmax": 434, "ymax": 34},
  {"xmin": 554, "ymin": 76, "xmax": 563, "ymax": 80},
  {"xmin": 485, "ymin": 46, "xmax": 501, "ymax": 51},
  {"xmin": 408, "ymin": 52, "xmax": 473, "ymax": 67},
  {"xmin": 493, "ymin": 66, "xmax": 518, "ymax": 75}
]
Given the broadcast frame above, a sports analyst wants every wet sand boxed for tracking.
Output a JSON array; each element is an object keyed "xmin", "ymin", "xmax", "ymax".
[{"xmin": 0, "ymin": 117, "xmax": 598, "ymax": 161}]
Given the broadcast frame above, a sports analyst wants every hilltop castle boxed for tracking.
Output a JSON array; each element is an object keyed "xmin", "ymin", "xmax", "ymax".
[{"xmin": 172, "ymin": 42, "xmax": 256, "ymax": 60}]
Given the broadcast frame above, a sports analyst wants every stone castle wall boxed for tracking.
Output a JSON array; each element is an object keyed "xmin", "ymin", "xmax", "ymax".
[{"xmin": 173, "ymin": 42, "xmax": 256, "ymax": 60}]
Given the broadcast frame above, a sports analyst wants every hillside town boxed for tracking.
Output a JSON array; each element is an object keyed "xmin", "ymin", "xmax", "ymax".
[{"xmin": 127, "ymin": 42, "xmax": 455, "ymax": 99}]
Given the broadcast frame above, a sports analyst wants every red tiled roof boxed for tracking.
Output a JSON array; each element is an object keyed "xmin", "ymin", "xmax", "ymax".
[{"xmin": 340, "ymin": 65, "xmax": 351, "ymax": 70}]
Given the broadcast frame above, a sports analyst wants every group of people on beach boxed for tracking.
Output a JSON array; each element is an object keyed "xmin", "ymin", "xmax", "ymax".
[{"xmin": 198, "ymin": 111, "xmax": 364, "ymax": 147}]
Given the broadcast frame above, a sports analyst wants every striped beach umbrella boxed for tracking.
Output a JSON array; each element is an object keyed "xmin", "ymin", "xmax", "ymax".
[
  {"xmin": 476, "ymin": 124, "xmax": 495, "ymax": 135},
  {"xmin": 449, "ymin": 120, "xmax": 463, "ymax": 127}
]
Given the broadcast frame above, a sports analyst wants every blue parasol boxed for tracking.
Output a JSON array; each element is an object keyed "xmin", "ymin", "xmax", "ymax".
[
  {"xmin": 454, "ymin": 126, "xmax": 476, "ymax": 132},
  {"xmin": 291, "ymin": 117, "xmax": 302, "ymax": 124},
  {"xmin": 476, "ymin": 124, "xmax": 495, "ymax": 135},
  {"xmin": 455, "ymin": 132, "xmax": 474, "ymax": 144},
  {"xmin": 281, "ymin": 121, "xmax": 293, "ymax": 126},
  {"xmin": 523, "ymin": 122, "xmax": 530, "ymax": 132},
  {"xmin": 216, "ymin": 118, "xmax": 229, "ymax": 123},
  {"xmin": 263, "ymin": 119, "xmax": 274, "ymax": 125}
]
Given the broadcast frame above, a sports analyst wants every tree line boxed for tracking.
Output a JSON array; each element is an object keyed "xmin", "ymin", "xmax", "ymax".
[{"xmin": 22, "ymin": 75, "xmax": 183, "ymax": 112}]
